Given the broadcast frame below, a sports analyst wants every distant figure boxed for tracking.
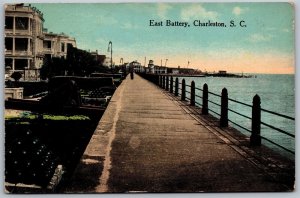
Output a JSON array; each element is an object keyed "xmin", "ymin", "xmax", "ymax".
[{"xmin": 130, "ymin": 67, "xmax": 134, "ymax": 80}]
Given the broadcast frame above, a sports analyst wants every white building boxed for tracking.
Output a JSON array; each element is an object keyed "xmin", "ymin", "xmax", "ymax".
[
  {"xmin": 5, "ymin": 4, "xmax": 45, "ymax": 73},
  {"xmin": 43, "ymin": 31, "xmax": 76, "ymax": 59},
  {"xmin": 5, "ymin": 4, "xmax": 77, "ymax": 81},
  {"xmin": 147, "ymin": 60, "xmax": 167, "ymax": 74},
  {"xmin": 130, "ymin": 61, "xmax": 145, "ymax": 73}
]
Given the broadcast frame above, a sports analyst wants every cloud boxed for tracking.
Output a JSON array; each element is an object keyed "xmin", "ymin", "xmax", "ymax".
[
  {"xmin": 232, "ymin": 6, "xmax": 249, "ymax": 16},
  {"xmin": 248, "ymin": 33, "xmax": 274, "ymax": 42},
  {"xmin": 181, "ymin": 5, "xmax": 218, "ymax": 21},
  {"xmin": 157, "ymin": 3, "xmax": 172, "ymax": 19}
]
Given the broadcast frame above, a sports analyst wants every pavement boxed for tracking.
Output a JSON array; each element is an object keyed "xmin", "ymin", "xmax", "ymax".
[{"xmin": 64, "ymin": 74, "xmax": 294, "ymax": 193}]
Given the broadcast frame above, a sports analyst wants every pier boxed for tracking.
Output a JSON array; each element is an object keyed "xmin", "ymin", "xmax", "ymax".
[{"xmin": 64, "ymin": 74, "xmax": 294, "ymax": 193}]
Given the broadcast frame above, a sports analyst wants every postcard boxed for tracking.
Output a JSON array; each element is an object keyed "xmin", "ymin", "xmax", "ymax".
[{"xmin": 3, "ymin": 1, "xmax": 295, "ymax": 193}]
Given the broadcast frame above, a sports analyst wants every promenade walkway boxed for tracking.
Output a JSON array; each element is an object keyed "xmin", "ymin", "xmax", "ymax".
[{"xmin": 64, "ymin": 74, "xmax": 294, "ymax": 193}]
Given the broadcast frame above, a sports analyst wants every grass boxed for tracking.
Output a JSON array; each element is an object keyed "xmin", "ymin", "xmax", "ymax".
[{"xmin": 5, "ymin": 112, "xmax": 90, "ymax": 121}]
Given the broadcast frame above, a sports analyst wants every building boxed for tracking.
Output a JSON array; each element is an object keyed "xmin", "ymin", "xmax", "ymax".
[
  {"xmin": 5, "ymin": 4, "xmax": 77, "ymax": 81},
  {"xmin": 129, "ymin": 61, "xmax": 145, "ymax": 73},
  {"xmin": 5, "ymin": 3, "xmax": 45, "ymax": 75},
  {"xmin": 147, "ymin": 60, "xmax": 167, "ymax": 74},
  {"xmin": 90, "ymin": 50, "xmax": 106, "ymax": 65},
  {"xmin": 153, "ymin": 66, "xmax": 167, "ymax": 74},
  {"xmin": 167, "ymin": 67, "xmax": 180, "ymax": 74},
  {"xmin": 43, "ymin": 31, "xmax": 76, "ymax": 60},
  {"xmin": 148, "ymin": 60, "xmax": 155, "ymax": 73}
]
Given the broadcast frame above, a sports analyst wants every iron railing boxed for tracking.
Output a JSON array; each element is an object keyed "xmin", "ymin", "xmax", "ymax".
[{"xmin": 152, "ymin": 74, "xmax": 295, "ymax": 155}]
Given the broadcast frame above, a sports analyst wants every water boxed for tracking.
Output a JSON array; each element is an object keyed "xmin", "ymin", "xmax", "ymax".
[{"xmin": 178, "ymin": 74, "xmax": 295, "ymax": 158}]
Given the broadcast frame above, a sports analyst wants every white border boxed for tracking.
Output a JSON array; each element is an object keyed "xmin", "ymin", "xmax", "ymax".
[{"xmin": 0, "ymin": 1, "xmax": 298, "ymax": 198}]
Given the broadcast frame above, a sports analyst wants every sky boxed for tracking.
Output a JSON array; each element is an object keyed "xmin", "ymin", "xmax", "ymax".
[{"xmin": 31, "ymin": 2, "xmax": 295, "ymax": 74}]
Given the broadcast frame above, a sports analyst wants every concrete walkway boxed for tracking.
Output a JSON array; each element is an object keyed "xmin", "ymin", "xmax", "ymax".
[{"xmin": 64, "ymin": 74, "xmax": 294, "ymax": 193}]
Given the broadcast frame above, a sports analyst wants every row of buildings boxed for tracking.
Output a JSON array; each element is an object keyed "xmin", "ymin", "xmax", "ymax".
[
  {"xmin": 128, "ymin": 59, "xmax": 196, "ymax": 75},
  {"xmin": 4, "ymin": 4, "xmax": 77, "ymax": 80}
]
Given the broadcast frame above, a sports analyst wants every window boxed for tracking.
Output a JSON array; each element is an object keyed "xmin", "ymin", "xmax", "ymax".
[
  {"xmin": 15, "ymin": 38, "xmax": 28, "ymax": 51},
  {"xmin": 15, "ymin": 59, "xmax": 28, "ymax": 70},
  {"xmin": 15, "ymin": 17, "xmax": 28, "ymax": 30},
  {"xmin": 61, "ymin": 43, "xmax": 65, "ymax": 52},
  {"xmin": 5, "ymin": 17, "xmax": 13, "ymax": 29},
  {"xmin": 5, "ymin": 37, "xmax": 13, "ymax": 51},
  {"xmin": 43, "ymin": 40, "xmax": 52, "ymax": 49},
  {"xmin": 5, "ymin": 58, "xmax": 13, "ymax": 69}
]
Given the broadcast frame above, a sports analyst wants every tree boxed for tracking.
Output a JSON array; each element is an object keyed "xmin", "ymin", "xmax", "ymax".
[{"xmin": 40, "ymin": 45, "xmax": 108, "ymax": 79}]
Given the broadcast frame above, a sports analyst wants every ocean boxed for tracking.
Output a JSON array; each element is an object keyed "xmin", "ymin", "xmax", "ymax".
[{"xmin": 178, "ymin": 74, "xmax": 295, "ymax": 158}]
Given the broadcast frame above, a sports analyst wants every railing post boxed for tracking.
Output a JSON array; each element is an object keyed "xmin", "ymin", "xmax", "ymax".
[
  {"xmin": 251, "ymin": 94, "xmax": 261, "ymax": 146},
  {"xmin": 220, "ymin": 88, "xmax": 228, "ymax": 127},
  {"xmin": 202, "ymin": 83, "xmax": 208, "ymax": 115},
  {"xmin": 162, "ymin": 76, "xmax": 165, "ymax": 89},
  {"xmin": 166, "ymin": 76, "xmax": 169, "ymax": 91},
  {"xmin": 175, "ymin": 78, "xmax": 179, "ymax": 96},
  {"xmin": 158, "ymin": 75, "xmax": 161, "ymax": 87},
  {"xmin": 170, "ymin": 76, "xmax": 173, "ymax": 93},
  {"xmin": 190, "ymin": 81, "xmax": 195, "ymax": 106},
  {"xmin": 181, "ymin": 79, "xmax": 186, "ymax": 101}
]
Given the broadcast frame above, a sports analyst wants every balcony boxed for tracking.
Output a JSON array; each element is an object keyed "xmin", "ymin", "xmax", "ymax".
[
  {"xmin": 14, "ymin": 29, "xmax": 32, "ymax": 36},
  {"xmin": 14, "ymin": 50, "xmax": 32, "ymax": 56},
  {"xmin": 5, "ymin": 50, "xmax": 13, "ymax": 55},
  {"xmin": 43, "ymin": 48, "xmax": 53, "ymax": 54},
  {"xmin": 36, "ymin": 52, "xmax": 45, "ymax": 57}
]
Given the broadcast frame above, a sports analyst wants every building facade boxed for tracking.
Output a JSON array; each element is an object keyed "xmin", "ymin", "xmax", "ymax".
[
  {"xmin": 5, "ymin": 4, "xmax": 77, "ymax": 80},
  {"xmin": 130, "ymin": 61, "xmax": 145, "ymax": 73},
  {"xmin": 43, "ymin": 31, "xmax": 76, "ymax": 60},
  {"xmin": 5, "ymin": 4, "xmax": 44, "ymax": 74},
  {"xmin": 147, "ymin": 60, "xmax": 167, "ymax": 74}
]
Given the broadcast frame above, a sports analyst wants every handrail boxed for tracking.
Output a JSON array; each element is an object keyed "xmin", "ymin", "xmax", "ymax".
[
  {"xmin": 260, "ymin": 121, "xmax": 295, "ymax": 138},
  {"xmin": 195, "ymin": 87, "xmax": 203, "ymax": 91},
  {"xmin": 228, "ymin": 98, "xmax": 252, "ymax": 108},
  {"xmin": 195, "ymin": 101, "xmax": 202, "ymax": 106},
  {"xmin": 260, "ymin": 136, "xmax": 295, "ymax": 154},
  {"xmin": 208, "ymin": 99, "xmax": 221, "ymax": 107},
  {"xmin": 209, "ymin": 108, "xmax": 221, "ymax": 116},
  {"xmin": 228, "ymin": 119, "xmax": 252, "ymax": 134},
  {"xmin": 228, "ymin": 108, "xmax": 252, "ymax": 120},
  {"xmin": 261, "ymin": 108, "xmax": 295, "ymax": 121}
]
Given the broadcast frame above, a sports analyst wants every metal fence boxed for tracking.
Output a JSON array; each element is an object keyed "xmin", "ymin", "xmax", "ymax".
[{"xmin": 154, "ymin": 75, "xmax": 295, "ymax": 155}]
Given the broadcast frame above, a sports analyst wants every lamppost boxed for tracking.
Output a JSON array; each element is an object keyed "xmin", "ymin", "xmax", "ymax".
[
  {"xmin": 165, "ymin": 59, "xmax": 168, "ymax": 67},
  {"xmin": 107, "ymin": 41, "xmax": 112, "ymax": 72},
  {"xmin": 120, "ymin": 58, "xmax": 125, "ymax": 77}
]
